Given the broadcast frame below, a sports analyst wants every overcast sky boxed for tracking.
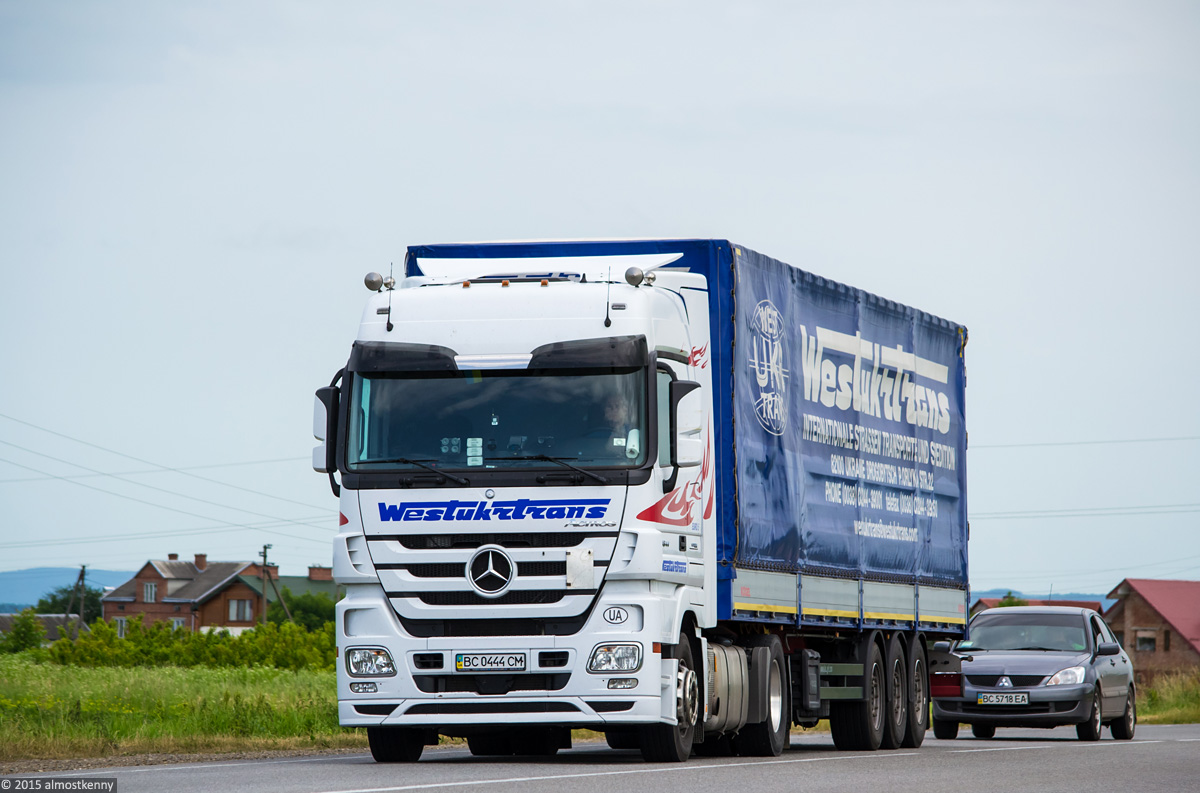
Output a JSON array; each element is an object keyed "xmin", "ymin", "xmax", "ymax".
[{"xmin": 1, "ymin": 1, "xmax": 1197, "ymax": 595}]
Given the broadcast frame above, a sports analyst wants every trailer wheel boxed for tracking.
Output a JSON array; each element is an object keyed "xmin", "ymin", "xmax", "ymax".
[
  {"xmin": 732, "ymin": 634, "xmax": 789, "ymax": 757},
  {"xmin": 880, "ymin": 634, "xmax": 908, "ymax": 750},
  {"xmin": 900, "ymin": 641, "xmax": 928, "ymax": 748},
  {"xmin": 640, "ymin": 632, "xmax": 699, "ymax": 762},
  {"xmin": 830, "ymin": 640, "xmax": 885, "ymax": 751},
  {"xmin": 367, "ymin": 727, "xmax": 425, "ymax": 762}
]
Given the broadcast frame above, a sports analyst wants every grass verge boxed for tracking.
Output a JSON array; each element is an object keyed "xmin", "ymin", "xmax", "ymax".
[
  {"xmin": 1139, "ymin": 669, "xmax": 1200, "ymax": 724},
  {"xmin": 0, "ymin": 654, "xmax": 363, "ymax": 762}
]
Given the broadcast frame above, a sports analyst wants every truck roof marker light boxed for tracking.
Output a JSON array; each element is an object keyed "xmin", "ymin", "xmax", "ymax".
[
  {"xmin": 462, "ymin": 281, "xmax": 470, "ymax": 288},
  {"xmin": 339, "ymin": 513, "xmax": 349, "ymax": 526},
  {"xmin": 502, "ymin": 279, "xmax": 510, "ymax": 287},
  {"xmin": 541, "ymin": 279, "xmax": 549, "ymax": 286}
]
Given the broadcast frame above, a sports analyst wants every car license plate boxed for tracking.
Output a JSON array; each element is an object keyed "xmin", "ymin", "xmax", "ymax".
[
  {"xmin": 977, "ymin": 692, "xmax": 1028, "ymax": 705},
  {"xmin": 455, "ymin": 652, "xmax": 526, "ymax": 672}
]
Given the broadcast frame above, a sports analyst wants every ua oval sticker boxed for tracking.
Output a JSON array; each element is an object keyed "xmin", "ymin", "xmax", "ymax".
[{"xmin": 603, "ymin": 607, "xmax": 629, "ymax": 625}]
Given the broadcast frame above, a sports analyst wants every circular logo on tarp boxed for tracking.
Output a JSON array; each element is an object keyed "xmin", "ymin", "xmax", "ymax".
[
  {"xmin": 467, "ymin": 546, "xmax": 514, "ymax": 598},
  {"xmin": 748, "ymin": 299, "xmax": 789, "ymax": 436}
]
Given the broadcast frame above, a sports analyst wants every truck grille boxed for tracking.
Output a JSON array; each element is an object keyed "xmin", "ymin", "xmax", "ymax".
[
  {"xmin": 400, "ymin": 590, "xmax": 574, "ymax": 606},
  {"xmin": 401, "ymin": 561, "xmax": 568, "ymax": 578}
]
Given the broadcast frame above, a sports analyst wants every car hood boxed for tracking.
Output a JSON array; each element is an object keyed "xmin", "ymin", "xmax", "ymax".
[{"xmin": 960, "ymin": 650, "xmax": 1090, "ymax": 675}]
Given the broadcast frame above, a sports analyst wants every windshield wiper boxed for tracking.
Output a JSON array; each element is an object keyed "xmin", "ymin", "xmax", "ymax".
[
  {"xmin": 1012, "ymin": 646, "xmax": 1063, "ymax": 652},
  {"xmin": 485, "ymin": 454, "xmax": 608, "ymax": 485},
  {"xmin": 365, "ymin": 457, "xmax": 470, "ymax": 486}
]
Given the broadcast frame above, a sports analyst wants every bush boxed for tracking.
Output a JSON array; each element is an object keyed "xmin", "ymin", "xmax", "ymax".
[
  {"xmin": 47, "ymin": 616, "xmax": 337, "ymax": 671},
  {"xmin": 0, "ymin": 608, "xmax": 46, "ymax": 653}
]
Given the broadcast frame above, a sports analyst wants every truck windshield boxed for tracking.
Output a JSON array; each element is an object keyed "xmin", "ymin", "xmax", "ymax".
[{"xmin": 347, "ymin": 366, "xmax": 648, "ymax": 471}]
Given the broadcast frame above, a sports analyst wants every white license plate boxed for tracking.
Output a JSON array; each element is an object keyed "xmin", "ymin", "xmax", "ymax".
[
  {"xmin": 977, "ymin": 692, "xmax": 1029, "ymax": 705},
  {"xmin": 455, "ymin": 652, "xmax": 526, "ymax": 672}
]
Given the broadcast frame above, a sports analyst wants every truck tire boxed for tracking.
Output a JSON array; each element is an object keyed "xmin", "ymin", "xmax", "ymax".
[
  {"xmin": 829, "ymin": 640, "xmax": 885, "ymax": 751},
  {"xmin": 605, "ymin": 729, "xmax": 640, "ymax": 750},
  {"xmin": 367, "ymin": 727, "xmax": 425, "ymax": 762},
  {"xmin": 900, "ymin": 641, "xmax": 928, "ymax": 748},
  {"xmin": 640, "ymin": 632, "xmax": 700, "ymax": 762},
  {"xmin": 467, "ymin": 732, "xmax": 513, "ymax": 756},
  {"xmin": 732, "ymin": 634, "xmax": 790, "ymax": 757},
  {"xmin": 932, "ymin": 718, "xmax": 958, "ymax": 740},
  {"xmin": 880, "ymin": 634, "xmax": 908, "ymax": 750}
]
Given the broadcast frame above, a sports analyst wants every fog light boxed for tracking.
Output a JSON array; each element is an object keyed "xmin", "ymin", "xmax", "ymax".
[
  {"xmin": 350, "ymin": 682, "xmax": 378, "ymax": 693},
  {"xmin": 608, "ymin": 678, "xmax": 638, "ymax": 689},
  {"xmin": 346, "ymin": 647, "xmax": 397, "ymax": 677},
  {"xmin": 588, "ymin": 643, "xmax": 642, "ymax": 673}
]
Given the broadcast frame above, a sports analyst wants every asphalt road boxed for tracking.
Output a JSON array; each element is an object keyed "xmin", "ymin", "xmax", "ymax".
[{"xmin": 11, "ymin": 724, "xmax": 1199, "ymax": 793}]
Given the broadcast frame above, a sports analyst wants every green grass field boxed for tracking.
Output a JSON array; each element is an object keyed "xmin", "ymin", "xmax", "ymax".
[{"xmin": 0, "ymin": 654, "xmax": 364, "ymax": 761}]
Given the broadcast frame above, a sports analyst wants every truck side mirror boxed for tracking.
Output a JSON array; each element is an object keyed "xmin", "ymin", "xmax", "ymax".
[
  {"xmin": 313, "ymin": 385, "xmax": 339, "ymax": 474},
  {"xmin": 670, "ymin": 380, "xmax": 703, "ymax": 469}
]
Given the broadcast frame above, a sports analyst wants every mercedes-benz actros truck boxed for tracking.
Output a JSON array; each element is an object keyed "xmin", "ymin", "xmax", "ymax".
[{"xmin": 313, "ymin": 239, "xmax": 969, "ymax": 762}]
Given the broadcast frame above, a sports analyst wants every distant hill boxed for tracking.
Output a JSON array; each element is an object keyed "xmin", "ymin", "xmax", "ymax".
[
  {"xmin": 972, "ymin": 587, "xmax": 1115, "ymax": 612},
  {"xmin": 0, "ymin": 567, "xmax": 135, "ymax": 608}
]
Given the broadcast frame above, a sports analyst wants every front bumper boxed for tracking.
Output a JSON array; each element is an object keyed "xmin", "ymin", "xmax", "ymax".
[
  {"xmin": 336, "ymin": 581, "xmax": 681, "ymax": 731},
  {"xmin": 933, "ymin": 683, "xmax": 1092, "ymax": 728}
]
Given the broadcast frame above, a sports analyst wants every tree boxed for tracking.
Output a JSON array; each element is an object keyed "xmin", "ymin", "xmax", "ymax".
[
  {"xmin": 267, "ymin": 586, "xmax": 337, "ymax": 631},
  {"xmin": 997, "ymin": 590, "xmax": 1028, "ymax": 608},
  {"xmin": 0, "ymin": 608, "xmax": 46, "ymax": 652},
  {"xmin": 36, "ymin": 584, "xmax": 105, "ymax": 624}
]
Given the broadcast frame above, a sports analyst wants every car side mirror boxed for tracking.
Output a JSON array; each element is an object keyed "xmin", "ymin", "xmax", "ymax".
[
  {"xmin": 1097, "ymin": 641, "xmax": 1120, "ymax": 657},
  {"xmin": 932, "ymin": 640, "xmax": 952, "ymax": 654}
]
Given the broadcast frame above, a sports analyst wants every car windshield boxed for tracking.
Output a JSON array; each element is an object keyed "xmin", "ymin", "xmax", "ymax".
[
  {"xmin": 347, "ymin": 366, "xmax": 648, "ymax": 471},
  {"xmin": 958, "ymin": 612, "xmax": 1088, "ymax": 652}
]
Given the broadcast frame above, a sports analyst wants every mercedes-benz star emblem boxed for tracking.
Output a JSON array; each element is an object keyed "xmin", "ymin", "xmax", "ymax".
[{"xmin": 467, "ymin": 546, "xmax": 514, "ymax": 598}]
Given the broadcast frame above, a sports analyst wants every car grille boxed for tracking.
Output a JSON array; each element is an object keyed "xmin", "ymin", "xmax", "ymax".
[{"xmin": 967, "ymin": 675, "xmax": 1047, "ymax": 687}]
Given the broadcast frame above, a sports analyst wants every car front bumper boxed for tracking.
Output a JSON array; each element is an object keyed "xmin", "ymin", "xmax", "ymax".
[{"xmin": 933, "ymin": 683, "xmax": 1093, "ymax": 728}]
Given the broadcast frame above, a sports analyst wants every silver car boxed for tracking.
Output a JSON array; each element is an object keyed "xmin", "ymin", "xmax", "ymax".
[{"xmin": 931, "ymin": 606, "xmax": 1136, "ymax": 740}]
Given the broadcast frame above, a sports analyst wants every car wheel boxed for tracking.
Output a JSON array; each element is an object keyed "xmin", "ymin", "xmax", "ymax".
[
  {"xmin": 1076, "ymin": 689, "xmax": 1102, "ymax": 741},
  {"xmin": 971, "ymin": 723, "xmax": 996, "ymax": 739},
  {"xmin": 1110, "ymin": 688, "xmax": 1136, "ymax": 740},
  {"xmin": 932, "ymin": 718, "xmax": 959, "ymax": 740}
]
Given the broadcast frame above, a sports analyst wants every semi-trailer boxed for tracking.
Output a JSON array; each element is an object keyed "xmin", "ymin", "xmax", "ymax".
[{"xmin": 313, "ymin": 239, "xmax": 969, "ymax": 762}]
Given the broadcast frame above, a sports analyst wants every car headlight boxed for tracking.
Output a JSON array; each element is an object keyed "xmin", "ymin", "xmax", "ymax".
[
  {"xmin": 346, "ymin": 647, "xmax": 397, "ymax": 677},
  {"xmin": 1046, "ymin": 666, "xmax": 1085, "ymax": 686},
  {"xmin": 588, "ymin": 643, "xmax": 642, "ymax": 673}
]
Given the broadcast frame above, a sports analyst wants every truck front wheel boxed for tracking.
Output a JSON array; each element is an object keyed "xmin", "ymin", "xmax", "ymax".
[
  {"xmin": 639, "ymin": 633, "xmax": 699, "ymax": 762},
  {"xmin": 367, "ymin": 727, "xmax": 425, "ymax": 762}
]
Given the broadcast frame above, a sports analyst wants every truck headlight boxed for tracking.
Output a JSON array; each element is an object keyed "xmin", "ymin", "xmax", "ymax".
[
  {"xmin": 346, "ymin": 647, "xmax": 397, "ymax": 677},
  {"xmin": 1046, "ymin": 666, "xmax": 1085, "ymax": 686},
  {"xmin": 588, "ymin": 643, "xmax": 642, "ymax": 673}
]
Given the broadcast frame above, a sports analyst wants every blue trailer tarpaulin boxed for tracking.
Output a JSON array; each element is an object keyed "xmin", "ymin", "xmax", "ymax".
[{"xmin": 731, "ymin": 246, "xmax": 967, "ymax": 584}]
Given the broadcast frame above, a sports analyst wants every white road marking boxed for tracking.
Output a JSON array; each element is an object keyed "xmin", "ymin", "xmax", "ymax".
[
  {"xmin": 1072, "ymin": 741, "xmax": 1162, "ymax": 747},
  {"xmin": 949, "ymin": 746, "xmax": 1054, "ymax": 754},
  {"xmin": 319, "ymin": 752, "xmax": 920, "ymax": 793},
  {"xmin": 47, "ymin": 754, "xmax": 376, "ymax": 777}
]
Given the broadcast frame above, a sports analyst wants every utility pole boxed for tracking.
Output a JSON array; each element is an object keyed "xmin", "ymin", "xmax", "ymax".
[
  {"xmin": 260, "ymin": 544, "xmax": 272, "ymax": 626},
  {"xmin": 63, "ymin": 565, "xmax": 86, "ymax": 640}
]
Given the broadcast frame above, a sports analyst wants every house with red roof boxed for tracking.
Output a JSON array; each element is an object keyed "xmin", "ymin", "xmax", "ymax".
[
  {"xmin": 1105, "ymin": 578, "xmax": 1200, "ymax": 686},
  {"xmin": 100, "ymin": 552, "xmax": 337, "ymax": 636}
]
